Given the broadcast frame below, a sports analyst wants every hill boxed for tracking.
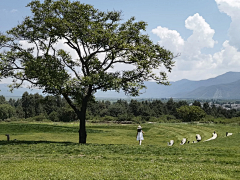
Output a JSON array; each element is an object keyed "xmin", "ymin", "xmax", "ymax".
[
  {"xmin": 176, "ymin": 79, "xmax": 240, "ymax": 99},
  {"xmin": 1, "ymin": 71, "xmax": 240, "ymax": 99},
  {"xmin": 96, "ymin": 71, "xmax": 240, "ymax": 99},
  {"xmin": 0, "ymin": 84, "xmax": 44, "ymax": 99}
]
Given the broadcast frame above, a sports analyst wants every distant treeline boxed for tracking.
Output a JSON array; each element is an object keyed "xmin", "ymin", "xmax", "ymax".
[{"xmin": 0, "ymin": 92, "xmax": 240, "ymax": 123}]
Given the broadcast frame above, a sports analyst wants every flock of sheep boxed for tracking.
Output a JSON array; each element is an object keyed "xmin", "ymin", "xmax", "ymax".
[{"xmin": 167, "ymin": 131, "xmax": 233, "ymax": 146}]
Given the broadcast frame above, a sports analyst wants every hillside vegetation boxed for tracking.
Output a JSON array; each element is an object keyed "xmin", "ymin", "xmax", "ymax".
[{"xmin": 1, "ymin": 93, "xmax": 240, "ymax": 124}]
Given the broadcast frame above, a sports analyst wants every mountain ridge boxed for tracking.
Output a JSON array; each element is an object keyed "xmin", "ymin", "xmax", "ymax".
[{"xmin": 1, "ymin": 71, "xmax": 240, "ymax": 99}]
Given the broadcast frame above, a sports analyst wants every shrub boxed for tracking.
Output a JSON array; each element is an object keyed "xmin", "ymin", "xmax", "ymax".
[
  {"xmin": 117, "ymin": 114, "xmax": 132, "ymax": 121},
  {"xmin": 4, "ymin": 117, "xmax": 20, "ymax": 122},
  {"xmin": 158, "ymin": 115, "xmax": 177, "ymax": 123},
  {"xmin": 58, "ymin": 107, "xmax": 77, "ymax": 122},
  {"xmin": 25, "ymin": 114, "xmax": 50, "ymax": 122},
  {"xmin": 33, "ymin": 114, "xmax": 48, "ymax": 121},
  {"xmin": 0, "ymin": 104, "xmax": 15, "ymax": 120},
  {"xmin": 132, "ymin": 116, "xmax": 146, "ymax": 124},
  {"xmin": 48, "ymin": 111, "xmax": 59, "ymax": 122},
  {"xmin": 148, "ymin": 117, "xmax": 159, "ymax": 122},
  {"xmin": 103, "ymin": 116, "xmax": 115, "ymax": 121},
  {"xmin": 200, "ymin": 115, "xmax": 215, "ymax": 123}
]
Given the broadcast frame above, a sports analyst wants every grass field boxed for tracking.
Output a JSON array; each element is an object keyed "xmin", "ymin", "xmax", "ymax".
[{"xmin": 0, "ymin": 121, "xmax": 239, "ymax": 179}]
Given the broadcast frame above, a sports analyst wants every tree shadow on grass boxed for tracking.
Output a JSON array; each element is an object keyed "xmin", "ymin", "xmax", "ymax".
[
  {"xmin": 0, "ymin": 140, "xmax": 119, "ymax": 146},
  {"xmin": 0, "ymin": 140, "xmax": 78, "ymax": 146},
  {"xmin": 0, "ymin": 140, "xmax": 140, "ymax": 149}
]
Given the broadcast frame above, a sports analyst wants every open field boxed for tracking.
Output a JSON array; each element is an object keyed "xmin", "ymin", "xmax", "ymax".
[{"xmin": 0, "ymin": 122, "xmax": 239, "ymax": 179}]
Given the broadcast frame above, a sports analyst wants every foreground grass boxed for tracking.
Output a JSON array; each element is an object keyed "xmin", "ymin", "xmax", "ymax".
[{"xmin": 0, "ymin": 122, "xmax": 239, "ymax": 179}]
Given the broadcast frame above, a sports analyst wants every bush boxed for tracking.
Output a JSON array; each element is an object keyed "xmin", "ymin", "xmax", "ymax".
[
  {"xmin": 148, "ymin": 117, "xmax": 159, "ymax": 122},
  {"xmin": 132, "ymin": 116, "xmax": 146, "ymax": 124},
  {"xmin": 58, "ymin": 107, "xmax": 77, "ymax": 122},
  {"xmin": 4, "ymin": 117, "xmax": 20, "ymax": 122},
  {"xmin": 25, "ymin": 114, "xmax": 49, "ymax": 122},
  {"xmin": 141, "ymin": 115, "xmax": 151, "ymax": 122},
  {"xmin": 200, "ymin": 115, "xmax": 215, "ymax": 123},
  {"xmin": 99, "ymin": 109, "xmax": 110, "ymax": 117},
  {"xmin": 102, "ymin": 116, "xmax": 115, "ymax": 121},
  {"xmin": 0, "ymin": 104, "xmax": 15, "ymax": 120},
  {"xmin": 48, "ymin": 111, "xmax": 59, "ymax": 122},
  {"xmin": 158, "ymin": 115, "xmax": 177, "ymax": 123},
  {"xmin": 33, "ymin": 114, "xmax": 48, "ymax": 121},
  {"xmin": 117, "ymin": 114, "xmax": 132, "ymax": 121},
  {"xmin": 209, "ymin": 117, "xmax": 240, "ymax": 124}
]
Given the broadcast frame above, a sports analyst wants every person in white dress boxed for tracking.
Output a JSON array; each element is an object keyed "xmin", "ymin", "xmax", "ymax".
[{"xmin": 136, "ymin": 125, "xmax": 144, "ymax": 145}]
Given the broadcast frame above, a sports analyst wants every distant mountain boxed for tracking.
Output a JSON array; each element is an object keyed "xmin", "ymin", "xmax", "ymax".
[
  {"xmin": 96, "ymin": 71, "xmax": 240, "ymax": 99},
  {"xmin": 170, "ymin": 71, "xmax": 240, "ymax": 98},
  {"xmin": 0, "ymin": 84, "xmax": 44, "ymax": 98},
  {"xmin": 1, "ymin": 71, "xmax": 240, "ymax": 99},
  {"xmin": 177, "ymin": 79, "xmax": 240, "ymax": 99}
]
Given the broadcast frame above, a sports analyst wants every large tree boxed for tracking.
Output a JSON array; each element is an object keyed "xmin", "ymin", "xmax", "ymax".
[{"xmin": 0, "ymin": 0, "xmax": 175, "ymax": 143}]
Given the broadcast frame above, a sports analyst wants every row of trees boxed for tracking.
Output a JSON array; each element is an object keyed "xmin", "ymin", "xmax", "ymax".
[
  {"xmin": 0, "ymin": 93, "xmax": 77, "ymax": 122},
  {"xmin": 88, "ymin": 98, "xmax": 239, "ymax": 121},
  {"xmin": 1, "ymin": 93, "xmax": 239, "ymax": 122}
]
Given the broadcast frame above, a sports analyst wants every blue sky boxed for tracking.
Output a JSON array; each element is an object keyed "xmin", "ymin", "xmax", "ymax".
[{"xmin": 0, "ymin": 0, "xmax": 239, "ymax": 82}]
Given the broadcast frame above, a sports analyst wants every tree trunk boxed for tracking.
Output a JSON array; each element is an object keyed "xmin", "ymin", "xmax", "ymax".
[
  {"xmin": 78, "ymin": 99, "xmax": 88, "ymax": 144},
  {"xmin": 78, "ymin": 111, "xmax": 87, "ymax": 143},
  {"xmin": 62, "ymin": 93, "xmax": 89, "ymax": 144}
]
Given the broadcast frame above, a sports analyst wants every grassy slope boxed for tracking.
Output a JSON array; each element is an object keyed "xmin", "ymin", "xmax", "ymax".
[{"xmin": 0, "ymin": 122, "xmax": 239, "ymax": 179}]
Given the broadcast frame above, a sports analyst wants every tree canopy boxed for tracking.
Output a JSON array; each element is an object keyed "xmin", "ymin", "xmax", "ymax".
[
  {"xmin": 0, "ymin": 0, "xmax": 175, "ymax": 143},
  {"xmin": 177, "ymin": 105, "xmax": 206, "ymax": 122}
]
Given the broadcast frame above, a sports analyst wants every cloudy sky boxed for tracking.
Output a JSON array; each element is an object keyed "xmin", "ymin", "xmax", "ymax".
[{"xmin": 0, "ymin": 0, "xmax": 240, "ymax": 82}]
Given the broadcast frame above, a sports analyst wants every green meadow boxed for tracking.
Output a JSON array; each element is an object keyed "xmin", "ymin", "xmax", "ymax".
[{"xmin": 0, "ymin": 122, "xmax": 239, "ymax": 179}]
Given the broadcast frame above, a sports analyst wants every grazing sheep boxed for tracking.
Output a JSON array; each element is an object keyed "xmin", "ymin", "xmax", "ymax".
[
  {"xmin": 168, "ymin": 140, "xmax": 174, "ymax": 146},
  {"xmin": 226, "ymin": 132, "xmax": 233, "ymax": 136},
  {"xmin": 204, "ymin": 131, "xmax": 217, "ymax": 142},
  {"xmin": 180, "ymin": 138, "xmax": 187, "ymax": 145},
  {"xmin": 196, "ymin": 134, "xmax": 201, "ymax": 142}
]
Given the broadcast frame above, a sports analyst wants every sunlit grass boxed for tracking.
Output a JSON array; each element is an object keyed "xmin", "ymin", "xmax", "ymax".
[{"xmin": 0, "ymin": 121, "xmax": 239, "ymax": 179}]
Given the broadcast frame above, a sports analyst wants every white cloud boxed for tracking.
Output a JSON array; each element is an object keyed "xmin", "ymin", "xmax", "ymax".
[
  {"xmin": 152, "ymin": 26, "xmax": 184, "ymax": 54},
  {"xmin": 213, "ymin": 40, "xmax": 240, "ymax": 68},
  {"xmin": 152, "ymin": 13, "xmax": 217, "ymax": 81},
  {"xmin": 0, "ymin": 9, "xmax": 18, "ymax": 13},
  {"xmin": 152, "ymin": 14, "xmax": 216, "ymax": 59},
  {"xmin": 10, "ymin": 9, "xmax": 18, "ymax": 13},
  {"xmin": 216, "ymin": 0, "xmax": 240, "ymax": 17},
  {"xmin": 0, "ymin": 77, "xmax": 13, "ymax": 84},
  {"xmin": 168, "ymin": 40, "xmax": 240, "ymax": 81},
  {"xmin": 184, "ymin": 13, "xmax": 216, "ymax": 57},
  {"xmin": 151, "ymin": 10, "xmax": 240, "ymax": 81},
  {"xmin": 216, "ymin": 0, "xmax": 240, "ymax": 50}
]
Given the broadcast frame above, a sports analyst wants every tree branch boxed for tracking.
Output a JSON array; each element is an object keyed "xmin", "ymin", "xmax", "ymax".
[{"xmin": 62, "ymin": 93, "xmax": 81, "ymax": 114}]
